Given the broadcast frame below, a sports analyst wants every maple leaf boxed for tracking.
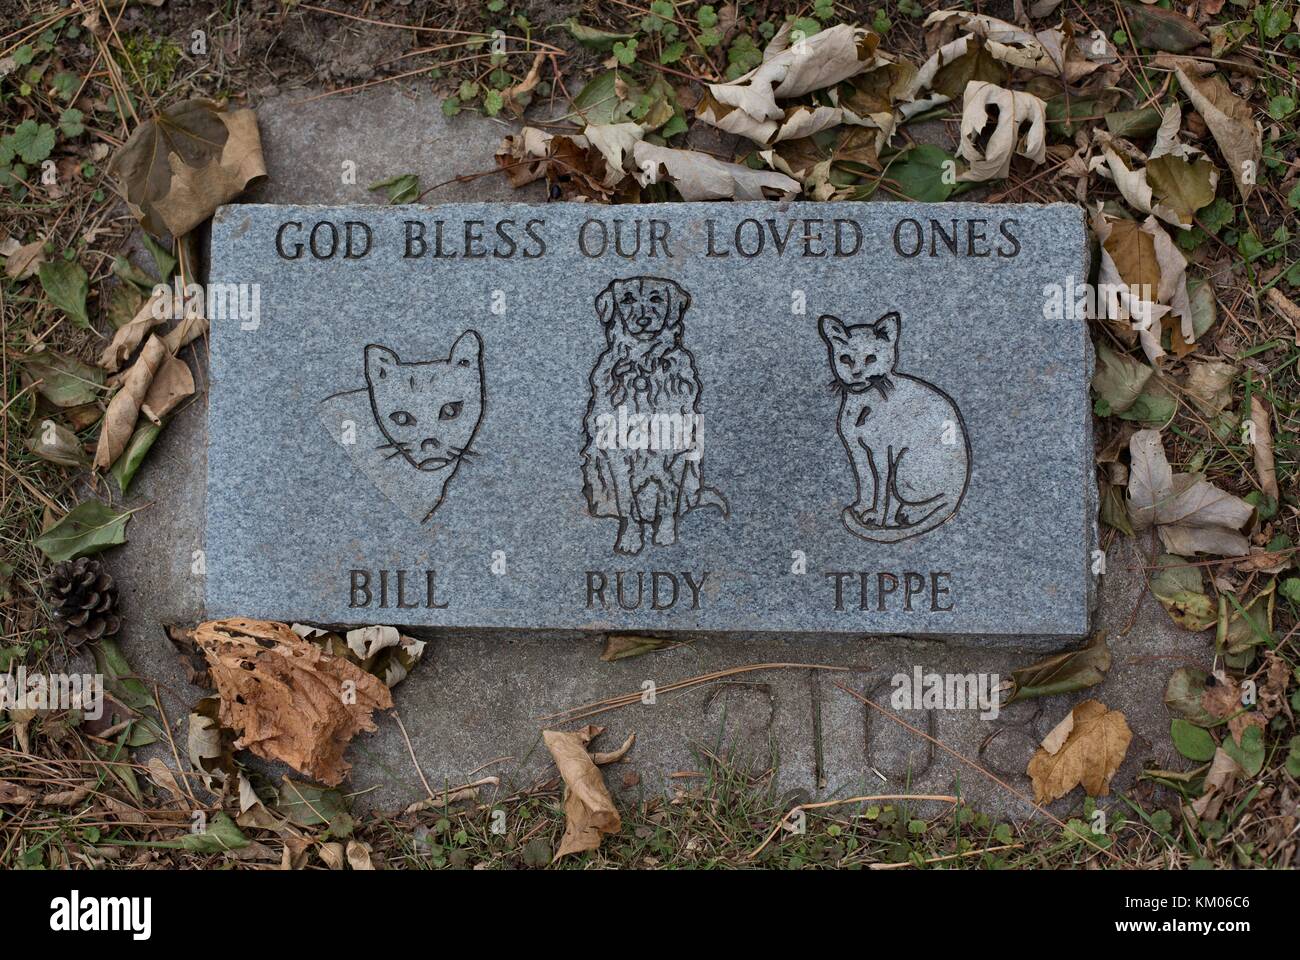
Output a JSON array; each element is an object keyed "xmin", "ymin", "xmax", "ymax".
[{"xmin": 1027, "ymin": 700, "xmax": 1132, "ymax": 803}]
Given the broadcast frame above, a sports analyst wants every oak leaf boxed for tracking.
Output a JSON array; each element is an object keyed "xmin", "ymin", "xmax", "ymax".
[{"xmin": 193, "ymin": 618, "xmax": 392, "ymax": 786}]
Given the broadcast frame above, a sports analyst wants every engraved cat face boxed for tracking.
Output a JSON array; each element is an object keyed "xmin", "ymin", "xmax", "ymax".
[
  {"xmin": 364, "ymin": 331, "xmax": 484, "ymax": 472},
  {"xmin": 819, "ymin": 312, "xmax": 899, "ymax": 393}
]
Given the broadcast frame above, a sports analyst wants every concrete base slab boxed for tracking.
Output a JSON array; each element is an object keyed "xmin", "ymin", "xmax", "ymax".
[{"xmin": 107, "ymin": 85, "xmax": 1210, "ymax": 819}]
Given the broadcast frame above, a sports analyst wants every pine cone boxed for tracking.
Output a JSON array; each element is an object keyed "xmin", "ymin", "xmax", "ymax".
[{"xmin": 49, "ymin": 557, "xmax": 121, "ymax": 646}]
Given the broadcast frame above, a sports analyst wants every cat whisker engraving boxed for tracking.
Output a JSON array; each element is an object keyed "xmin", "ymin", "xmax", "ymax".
[{"xmin": 323, "ymin": 329, "xmax": 486, "ymax": 527}]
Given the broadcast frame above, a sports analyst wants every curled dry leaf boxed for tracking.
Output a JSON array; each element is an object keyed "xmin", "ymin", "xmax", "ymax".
[
  {"xmin": 957, "ymin": 81, "xmax": 1047, "ymax": 182},
  {"xmin": 1263, "ymin": 288, "xmax": 1300, "ymax": 346},
  {"xmin": 1090, "ymin": 211, "xmax": 1193, "ymax": 364},
  {"xmin": 912, "ymin": 12, "xmax": 1114, "ymax": 96},
  {"xmin": 1172, "ymin": 66, "xmax": 1262, "ymax": 201},
  {"xmin": 696, "ymin": 98, "xmax": 848, "ymax": 146},
  {"xmin": 4, "ymin": 239, "xmax": 46, "ymax": 279},
  {"xmin": 1191, "ymin": 747, "xmax": 1239, "ymax": 820},
  {"xmin": 1183, "ymin": 359, "xmax": 1237, "ymax": 415},
  {"xmin": 542, "ymin": 726, "xmax": 622, "ymax": 860},
  {"xmin": 592, "ymin": 730, "xmax": 636, "ymax": 765},
  {"xmin": 1027, "ymin": 699, "xmax": 1132, "ymax": 803},
  {"xmin": 0, "ymin": 780, "xmax": 38, "ymax": 805},
  {"xmin": 494, "ymin": 126, "xmax": 635, "ymax": 200},
  {"xmin": 98, "ymin": 288, "xmax": 170, "ymax": 372},
  {"xmin": 292, "ymin": 622, "xmax": 427, "ymax": 688},
  {"xmin": 632, "ymin": 141, "xmax": 799, "ymax": 201},
  {"xmin": 193, "ymin": 618, "xmax": 393, "ymax": 786},
  {"xmin": 1005, "ymin": 632, "xmax": 1111, "ymax": 704},
  {"xmin": 93, "ymin": 334, "xmax": 167, "ymax": 469},
  {"xmin": 187, "ymin": 695, "xmax": 236, "ymax": 788},
  {"xmin": 1089, "ymin": 133, "xmax": 1217, "ymax": 229},
  {"xmin": 108, "ymin": 99, "xmax": 266, "ymax": 239},
  {"xmin": 502, "ymin": 52, "xmax": 546, "ymax": 116},
  {"xmin": 346, "ymin": 840, "xmax": 376, "ymax": 870},
  {"xmin": 25, "ymin": 420, "xmax": 86, "ymax": 467},
  {"xmin": 703, "ymin": 23, "xmax": 879, "ymax": 125},
  {"xmin": 1128, "ymin": 428, "xmax": 1254, "ymax": 556},
  {"xmin": 161, "ymin": 311, "xmax": 209, "ymax": 353},
  {"xmin": 1249, "ymin": 396, "xmax": 1277, "ymax": 502},
  {"xmin": 145, "ymin": 757, "xmax": 185, "ymax": 803},
  {"xmin": 582, "ymin": 122, "xmax": 644, "ymax": 182},
  {"xmin": 140, "ymin": 355, "xmax": 194, "ymax": 424}
]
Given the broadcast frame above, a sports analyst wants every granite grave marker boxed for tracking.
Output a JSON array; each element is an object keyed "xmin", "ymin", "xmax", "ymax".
[{"xmin": 206, "ymin": 202, "xmax": 1095, "ymax": 643}]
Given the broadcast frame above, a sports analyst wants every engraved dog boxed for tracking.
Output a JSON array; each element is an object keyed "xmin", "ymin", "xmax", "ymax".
[{"xmin": 582, "ymin": 277, "xmax": 728, "ymax": 555}]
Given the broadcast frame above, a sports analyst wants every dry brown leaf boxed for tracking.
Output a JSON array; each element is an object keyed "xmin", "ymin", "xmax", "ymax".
[
  {"xmin": 280, "ymin": 836, "xmax": 313, "ymax": 870},
  {"xmin": 543, "ymin": 727, "xmax": 621, "ymax": 860},
  {"xmin": 1128, "ymin": 429, "xmax": 1254, "ymax": 556},
  {"xmin": 1259, "ymin": 653, "xmax": 1291, "ymax": 721},
  {"xmin": 495, "ymin": 126, "xmax": 556, "ymax": 188},
  {"xmin": 319, "ymin": 841, "xmax": 346, "ymax": 870},
  {"xmin": 632, "ymin": 141, "xmax": 799, "ymax": 200},
  {"xmin": 346, "ymin": 839, "xmax": 376, "ymax": 870},
  {"xmin": 161, "ymin": 311, "xmax": 209, "ymax": 353},
  {"xmin": 592, "ymin": 731, "xmax": 636, "ymax": 765},
  {"xmin": 1191, "ymin": 747, "xmax": 1239, "ymax": 819},
  {"xmin": 109, "ymin": 99, "xmax": 266, "ymax": 239},
  {"xmin": 1202, "ymin": 672, "xmax": 1241, "ymax": 720},
  {"xmin": 98, "ymin": 289, "xmax": 168, "ymax": 372},
  {"xmin": 193, "ymin": 618, "xmax": 393, "ymax": 786},
  {"xmin": 1249, "ymin": 396, "xmax": 1277, "ymax": 502},
  {"xmin": 705, "ymin": 22, "xmax": 878, "ymax": 124},
  {"xmin": 957, "ymin": 81, "xmax": 1047, "ymax": 182},
  {"xmin": 582, "ymin": 123, "xmax": 644, "ymax": 183},
  {"xmin": 0, "ymin": 780, "xmax": 38, "ymax": 805},
  {"xmin": 43, "ymin": 783, "xmax": 95, "ymax": 807},
  {"xmin": 1183, "ymin": 359, "xmax": 1237, "ymax": 415},
  {"xmin": 145, "ymin": 757, "xmax": 185, "ymax": 802},
  {"xmin": 141, "ymin": 355, "xmax": 194, "ymax": 423},
  {"xmin": 1027, "ymin": 699, "xmax": 1132, "ymax": 803},
  {"xmin": 1091, "ymin": 212, "xmax": 1193, "ymax": 365},
  {"xmin": 93, "ymin": 334, "xmax": 167, "ymax": 469},
  {"xmin": 4, "ymin": 239, "xmax": 46, "ymax": 279},
  {"xmin": 1264, "ymin": 288, "xmax": 1300, "ymax": 346},
  {"xmin": 502, "ymin": 51, "xmax": 546, "ymax": 116},
  {"xmin": 1172, "ymin": 66, "xmax": 1262, "ymax": 201}
]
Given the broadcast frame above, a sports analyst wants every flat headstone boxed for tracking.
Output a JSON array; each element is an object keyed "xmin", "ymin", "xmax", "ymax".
[{"xmin": 206, "ymin": 201, "xmax": 1094, "ymax": 643}]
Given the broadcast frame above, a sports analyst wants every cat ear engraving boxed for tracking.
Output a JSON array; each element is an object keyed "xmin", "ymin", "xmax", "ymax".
[
  {"xmin": 364, "ymin": 344, "xmax": 399, "ymax": 381},
  {"xmin": 449, "ymin": 329, "xmax": 483, "ymax": 368},
  {"xmin": 873, "ymin": 311, "xmax": 900, "ymax": 343},
  {"xmin": 819, "ymin": 314, "xmax": 850, "ymax": 345},
  {"xmin": 324, "ymin": 331, "xmax": 487, "ymax": 528}
]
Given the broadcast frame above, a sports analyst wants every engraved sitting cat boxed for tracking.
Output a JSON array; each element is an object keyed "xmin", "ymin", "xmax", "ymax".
[
  {"xmin": 819, "ymin": 311, "xmax": 971, "ymax": 543},
  {"xmin": 320, "ymin": 330, "xmax": 485, "ymax": 525}
]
